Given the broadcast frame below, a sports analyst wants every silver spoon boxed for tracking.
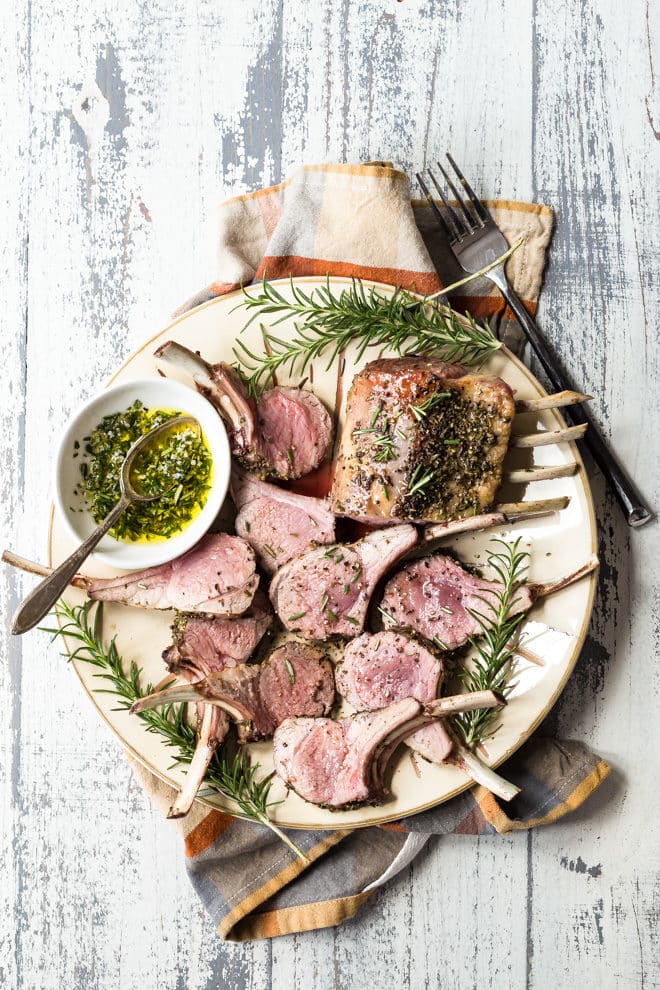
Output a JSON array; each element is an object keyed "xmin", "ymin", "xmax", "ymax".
[{"xmin": 11, "ymin": 415, "xmax": 200, "ymax": 635}]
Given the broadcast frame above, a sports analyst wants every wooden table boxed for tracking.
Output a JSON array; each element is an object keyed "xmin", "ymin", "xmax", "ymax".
[{"xmin": 1, "ymin": 1, "xmax": 658, "ymax": 986}]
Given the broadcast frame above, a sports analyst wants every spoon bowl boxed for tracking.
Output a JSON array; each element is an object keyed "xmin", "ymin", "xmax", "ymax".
[{"xmin": 120, "ymin": 415, "xmax": 201, "ymax": 502}]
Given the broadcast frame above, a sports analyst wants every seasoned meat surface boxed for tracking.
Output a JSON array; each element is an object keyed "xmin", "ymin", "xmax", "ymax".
[
  {"xmin": 336, "ymin": 630, "xmax": 452, "ymax": 766},
  {"xmin": 88, "ymin": 533, "xmax": 259, "ymax": 616},
  {"xmin": 337, "ymin": 631, "xmax": 443, "ymax": 710},
  {"xmin": 231, "ymin": 469, "xmax": 335, "ymax": 574},
  {"xmin": 269, "ymin": 525, "xmax": 417, "ymax": 640},
  {"xmin": 255, "ymin": 386, "xmax": 333, "ymax": 480},
  {"xmin": 155, "ymin": 342, "xmax": 333, "ymax": 480},
  {"xmin": 189, "ymin": 641, "xmax": 335, "ymax": 740},
  {"xmin": 330, "ymin": 356, "xmax": 515, "ymax": 523},
  {"xmin": 273, "ymin": 697, "xmax": 421, "ymax": 808},
  {"xmin": 163, "ymin": 590, "xmax": 274, "ymax": 679},
  {"xmin": 380, "ymin": 553, "xmax": 533, "ymax": 649}
]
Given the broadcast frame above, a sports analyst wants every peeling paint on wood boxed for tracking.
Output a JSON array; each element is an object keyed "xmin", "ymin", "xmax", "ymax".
[{"xmin": 1, "ymin": 0, "xmax": 658, "ymax": 987}]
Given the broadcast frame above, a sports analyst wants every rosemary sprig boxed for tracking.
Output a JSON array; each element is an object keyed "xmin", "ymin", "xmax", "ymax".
[
  {"xmin": 405, "ymin": 464, "xmax": 435, "ymax": 497},
  {"xmin": 453, "ymin": 538, "xmax": 530, "ymax": 747},
  {"xmin": 233, "ymin": 276, "xmax": 500, "ymax": 394},
  {"xmin": 42, "ymin": 599, "xmax": 308, "ymax": 860},
  {"xmin": 353, "ymin": 425, "xmax": 397, "ymax": 463},
  {"xmin": 409, "ymin": 392, "xmax": 450, "ymax": 421}
]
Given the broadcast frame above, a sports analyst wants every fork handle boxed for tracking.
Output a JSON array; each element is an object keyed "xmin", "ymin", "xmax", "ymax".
[{"xmin": 487, "ymin": 265, "xmax": 654, "ymax": 528}]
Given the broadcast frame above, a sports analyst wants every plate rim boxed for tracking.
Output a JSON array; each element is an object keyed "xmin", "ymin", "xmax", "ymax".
[{"xmin": 47, "ymin": 275, "xmax": 597, "ymax": 829}]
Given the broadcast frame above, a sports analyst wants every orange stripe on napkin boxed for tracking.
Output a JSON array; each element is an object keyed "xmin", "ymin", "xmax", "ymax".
[
  {"xmin": 254, "ymin": 255, "xmax": 442, "ymax": 295},
  {"xmin": 233, "ymin": 892, "xmax": 373, "ymax": 941},
  {"xmin": 184, "ymin": 810, "xmax": 234, "ymax": 858}
]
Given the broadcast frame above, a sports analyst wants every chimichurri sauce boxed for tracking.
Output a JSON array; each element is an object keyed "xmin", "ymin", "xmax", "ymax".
[{"xmin": 74, "ymin": 400, "xmax": 213, "ymax": 542}]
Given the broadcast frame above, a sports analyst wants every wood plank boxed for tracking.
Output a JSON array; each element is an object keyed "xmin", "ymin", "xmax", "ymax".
[
  {"xmin": 2, "ymin": 0, "xmax": 658, "ymax": 985},
  {"xmin": 0, "ymin": 0, "xmax": 30, "ymax": 985},
  {"xmin": 528, "ymin": 0, "xmax": 660, "ymax": 986}
]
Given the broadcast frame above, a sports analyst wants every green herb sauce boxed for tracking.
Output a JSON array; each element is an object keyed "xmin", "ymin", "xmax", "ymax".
[{"xmin": 75, "ymin": 400, "xmax": 213, "ymax": 543}]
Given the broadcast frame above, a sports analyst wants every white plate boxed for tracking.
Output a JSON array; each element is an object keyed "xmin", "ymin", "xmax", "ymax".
[{"xmin": 50, "ymin": 277, "xmax": 597, "ymax": 829}]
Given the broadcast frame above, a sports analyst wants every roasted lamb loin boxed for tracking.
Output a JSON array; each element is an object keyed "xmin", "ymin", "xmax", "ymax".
[
  {"xmin": 330, "ymin": 357, "xmax": 587, "ymax": 524},
  {"xmin": 87, "ymin": 533, "xmax": 259, "ymax": 616},
  {"xmin": 155, "ymin": 341, "xmax": 332, "ymax": 480},
  {"xmin": 132, "ymin": 641, "xmax": 335, "ymax": 742},
  {"xmin": 380, "ymin": 552, "xmax": 599, "ymax": 650},
  {"xmin": 231, "ymin": 469, "xmax": 336, "ymax": 574},
  {"xmin": 269, "ymin": 524, "xmax": 417, "ymax": 640},
  {"xmin": 273, "ymin": 691, "xmax": 505, "ymax": 809}
]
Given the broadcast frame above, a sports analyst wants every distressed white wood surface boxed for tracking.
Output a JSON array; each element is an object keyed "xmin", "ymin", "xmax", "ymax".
[{"xmin": 1, "ymin": 1, "xmax": 658, "ymax": 987}]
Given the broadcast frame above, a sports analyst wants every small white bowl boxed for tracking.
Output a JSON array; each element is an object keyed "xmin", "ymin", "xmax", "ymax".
[{"xmin": 55, "ymin": 377, "xmax": 231, "ymax": 570}]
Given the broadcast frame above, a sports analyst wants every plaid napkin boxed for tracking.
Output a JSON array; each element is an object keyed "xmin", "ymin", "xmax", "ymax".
[{"xmin": 134, "ymin": 163, "xmax": 609, "ymax": 941}]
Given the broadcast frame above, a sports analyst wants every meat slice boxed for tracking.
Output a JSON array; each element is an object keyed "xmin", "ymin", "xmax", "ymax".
[
  {"xmin": 380, "ymin": 554, "xmax": 528, "ymax": 649},
  {"xmin": 88, "ymin": 533, "xmax": 258, "ymax": 616},
  {"xmin": 273, "ymin": 698, "xmax": 421, "ymax": 808},
  {"xmin": 330, "ymin": 356, "xmax": 515, "ymax": 523},
  {"xmin": 163, "ymin": 590, "xmax": 274, "ymax": 679},
  {"xmin": 337, "ymin": 631, "xmax": 443, "ymax": 709},
  {"xmin": 231, "ymin": 469, "xmax": 335, "ymax": 574},
  {"xmin": 273, "ymin": 691, "xmax": 502, "ymax": 809},
  {"xmin": 380, "ymin": 552, "xmax": 599, "ymax": 650},
  {"xmin": 269, "ymin": 524, "xmax": 417, "ymax": 640},
  {"xmin": 337, "ymin": 631, "xmax": 452, "ymax": 764},
  {"xmin": 155, "ymin": 341, "xmax": 332, "ymax": 480},
  {"xmin": 131, "ymin": 641, "xmax": 335, "ymax": 741}
]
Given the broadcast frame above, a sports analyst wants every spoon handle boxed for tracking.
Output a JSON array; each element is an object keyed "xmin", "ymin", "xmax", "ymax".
[{"xmin": 11, "ymin": 496, "xmax": 131, "ymax": 635}]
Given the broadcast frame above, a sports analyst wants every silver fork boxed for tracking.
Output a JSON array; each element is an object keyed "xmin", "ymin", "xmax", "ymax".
[{"xmin": 416, "ymin": 154, "xmax": 653, "ymax": 528}]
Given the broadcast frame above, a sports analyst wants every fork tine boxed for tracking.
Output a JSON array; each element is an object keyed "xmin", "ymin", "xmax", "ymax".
[
  {"xmin": 426, "ymin": 167, "xmax": 467, "ymax": 241},
  {"xmin": 445, "ymin": 153, "xmax": 491, "ymax": 224},
  {"xmin": 435, "ymin": 161, "xmax": 480, "ymax": 230},
  {"xmin": 416, "ymin": 172, "xmax": 456, "ymax": 244}
]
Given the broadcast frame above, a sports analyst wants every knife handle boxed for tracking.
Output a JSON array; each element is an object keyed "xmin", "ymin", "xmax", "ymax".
[{"xmin": 487, "ymin": 268, "xmax": 654, "ymax": 528}]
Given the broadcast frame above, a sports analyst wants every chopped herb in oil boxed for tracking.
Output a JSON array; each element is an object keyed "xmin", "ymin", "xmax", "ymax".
[{"xmin": 74, "ymin": 399, "xmax": 212, "ymax": 543}]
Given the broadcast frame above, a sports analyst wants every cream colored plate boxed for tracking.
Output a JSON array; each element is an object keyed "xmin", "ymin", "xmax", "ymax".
[{"xmin": 50, "ymin": 277, "xmax": 597, "ymax": 829}]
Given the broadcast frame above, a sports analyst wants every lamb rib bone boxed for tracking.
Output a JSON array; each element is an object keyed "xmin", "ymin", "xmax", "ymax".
[
  {"xmin": 421, "ymin": 497, "xmax": 569, "ymax": 544},
  {"xmin": 514, "ymin": 390, "xmax": 592, "ymax": 412},
  {"xmin": 511, "ymin": 423, "xmax": 588, "ymax": 447},
  {"xmin": 504, "ymin": 463, "xmax": 578, "ymax": 484}
]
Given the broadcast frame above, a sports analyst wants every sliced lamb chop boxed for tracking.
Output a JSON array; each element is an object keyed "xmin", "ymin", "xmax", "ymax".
[
  {"xmin": 336, "ymin": 630, "xmax": 452, "ymax": 764},
  {"xmin": 163, "ymin": 590, "xmax": 274, "ymax": 818},
  {"xmin": 380, "ymin": 553, "xmax": 599, "ymax": 650},
  {"xmin": 155, "ymin": 341, "xmax": 332, "ymax": 480},
  {"xmin": 131, "ymin": 641, "xmax": 335, "ymax": 742},
  {"xmin": 163, "ymin": 590, "xmax": 274, "ymax": 679},
  {"xmin": 330, "ymin": 357, "xmax": 586, "ymax": 524},
  {"xmin": 87, "ymin": 533, "xmax": 259, "ymax": 616},
  {"xmin": 231, "ymin": 468, "xmax": 336, "ymax": 574},
  {"xmin": 337, "ymin": 630, "xmax": 443, "ymax": 710},
  {"xmin": 272, "ymin": 691, "xmax": 507, "ymax": 809},
  {"xmin": 269, "ymin": 524, "xmax": 418, "ymax": 640}
]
